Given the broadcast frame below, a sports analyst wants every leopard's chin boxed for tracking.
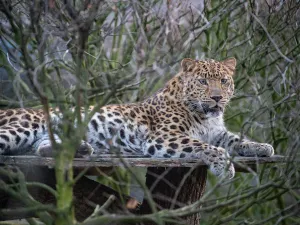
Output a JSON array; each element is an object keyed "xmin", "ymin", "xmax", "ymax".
[{"xmin": 202, "ymin": 104, "xmax": 224, "ymax": 117}]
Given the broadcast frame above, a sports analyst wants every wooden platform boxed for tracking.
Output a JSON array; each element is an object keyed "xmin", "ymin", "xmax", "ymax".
[
  {"xmin": 0, "ymin": 155, "xmax": 288, "ymax": 224},
  {"xmin": 0, "ymin": 154, "xmax": 287, "ymax": 168}
]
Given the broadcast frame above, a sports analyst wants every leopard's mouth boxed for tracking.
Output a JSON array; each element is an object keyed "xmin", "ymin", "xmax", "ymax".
[
  {"xmin": 185, "ymin": 101, "xmax": 224, "ymax": 116},
  {"xmin": 202, "ymin": 104, "xmax": 224, "ymax": 115}
]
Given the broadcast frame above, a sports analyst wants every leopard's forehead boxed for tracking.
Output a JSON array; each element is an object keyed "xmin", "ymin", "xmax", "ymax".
[
  {"xmin": 192, "ymin": 59, "xmax": 227, "ymax": 79},
  {"xmin": 195, "ymin": 59, "xmax": 222, "ymax": 67}
]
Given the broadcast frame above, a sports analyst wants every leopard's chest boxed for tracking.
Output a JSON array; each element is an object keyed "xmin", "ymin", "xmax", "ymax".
[{"xmin": 189, "ymin": 116, "xmax": 226, "ymax": 144}]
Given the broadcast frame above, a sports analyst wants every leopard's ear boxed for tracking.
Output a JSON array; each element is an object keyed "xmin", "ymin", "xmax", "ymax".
[
  {"xmin": 181, "ymin": 58, "xmax": 196, "ymax": 72},
  {"xmin": 221, "ymin": 57, "xmax": 236, "ymax": 75}
]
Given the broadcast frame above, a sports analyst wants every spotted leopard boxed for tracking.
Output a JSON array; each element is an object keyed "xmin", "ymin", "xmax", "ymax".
[{"xmin": 0, "ymin": 58, "xmax": 274, "ymax": 178}]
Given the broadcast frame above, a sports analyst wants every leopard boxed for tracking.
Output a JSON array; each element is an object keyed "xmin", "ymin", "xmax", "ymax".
[{"xmin": 0, "ymin": 57, "xmax": 274, "ymax": 178}]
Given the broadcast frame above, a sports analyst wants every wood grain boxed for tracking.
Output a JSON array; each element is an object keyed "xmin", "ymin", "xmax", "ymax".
[{"xmin": 0, "ymin": 155, "xmax": 287, "ymax": 168}]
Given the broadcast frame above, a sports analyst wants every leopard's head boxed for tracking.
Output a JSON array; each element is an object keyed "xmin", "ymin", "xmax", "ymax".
[{"xmin": 179, "ymin": 58, "xmax": 236, "ymax": 117}]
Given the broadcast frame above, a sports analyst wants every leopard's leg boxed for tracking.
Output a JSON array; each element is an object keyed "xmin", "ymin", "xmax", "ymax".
[
  {"xmin": 33, "ymin": 135, "xmax": 94, "ymax": 158},
  {"xmin": 86, "ymin": 109, "xmax": 149, "ymax": 155},
  {"xmin": 212, "ymin": 131, "xmax": 274, "ymax": 157},
  {"xmin": 32, "ymin": 134, "xmax": 61, "ymax": 156},
  {"xmin": 143, "ymin": 132, "xmax": 235, "ymax": 179}
]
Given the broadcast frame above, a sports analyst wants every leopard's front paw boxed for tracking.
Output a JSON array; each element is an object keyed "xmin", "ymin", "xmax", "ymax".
[
  {"xmin": 238, "ymin": 142, "xmax": 274, "ymax": 157},
  {"xmin": 210, "ymin": 161, "xmax": 235, "ymax": 179},
  {"xmin": 202, "ymin": 147, "xmax": 235, "ymax": 179}
]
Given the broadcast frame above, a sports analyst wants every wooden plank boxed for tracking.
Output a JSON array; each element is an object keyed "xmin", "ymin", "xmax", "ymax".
[
  {"xmin": 0, "ymin": 220, "xmax": 43, "ymax": 225},
  {"xmin": 0, "ymin": 155, "xmax": 287, "ymax": 168}
]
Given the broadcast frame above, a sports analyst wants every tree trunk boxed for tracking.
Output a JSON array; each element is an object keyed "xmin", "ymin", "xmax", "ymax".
[{"xmin": 138, "ymin": 166, "xmax": 207, "ymax": 225}]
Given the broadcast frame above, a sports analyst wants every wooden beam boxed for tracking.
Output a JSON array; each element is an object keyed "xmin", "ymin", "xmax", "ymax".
[{"xmin": 0, "ymin": 155, "xmax": 287, "ymax": 168}]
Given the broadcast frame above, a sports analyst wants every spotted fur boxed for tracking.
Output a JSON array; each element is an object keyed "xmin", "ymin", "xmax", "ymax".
[{"xmin": 0, "ymin": 58, "xmax": 274, "ymax": 178}]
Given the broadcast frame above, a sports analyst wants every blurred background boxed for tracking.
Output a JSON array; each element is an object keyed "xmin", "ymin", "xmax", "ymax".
[{"xmin": 0, "ymin": 0, "xmax": 300, "ymax": 224}]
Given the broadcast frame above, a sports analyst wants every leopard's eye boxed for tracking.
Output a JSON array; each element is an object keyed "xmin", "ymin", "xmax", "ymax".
[
  {"xmin": 221, "ymin": 79, "xmax": 227, "ymax": 84},
  {"xmin": 199, "ymin": 79, "xmax": 208, "ymax": 85}
]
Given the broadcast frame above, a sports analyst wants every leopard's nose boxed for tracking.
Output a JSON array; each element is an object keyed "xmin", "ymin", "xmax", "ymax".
[{"xmin": 211, "ymin": 96, "xmax": 223, "ymax": 102}]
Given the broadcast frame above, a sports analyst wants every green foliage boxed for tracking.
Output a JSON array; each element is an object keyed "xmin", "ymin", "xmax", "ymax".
[{"xmin": 0, "ymin": 0, "xmax": 299, "ymax": 224}]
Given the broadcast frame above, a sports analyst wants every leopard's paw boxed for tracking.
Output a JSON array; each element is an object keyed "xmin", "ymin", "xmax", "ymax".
[
  {"xmin": 256, "ymin": 143, "xmax": 274, "ymax": 157},
  {"xmin": 35, "ymin": 139, "xmax": 53, "ymax": 157},
  {"xmin": 210, "ymin": 160, "xmax": 235, "ymax": 179},
  {"xmin": 238, "ymin": 142, "xmax": 274, "ymax": 157},
  {"xmin": 33, "ymin": 135, "xmax": 61, "ymax": 157},
  {"xmin": 202, "ymin": 147, "xmax": 235, "ymax": 179},
  {"xmin": 75, "ymin": 141, "xmax": 94, "ymax": 158}
]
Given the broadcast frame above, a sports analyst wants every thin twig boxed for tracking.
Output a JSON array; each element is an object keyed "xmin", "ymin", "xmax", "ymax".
[{"xmin": 249, "ymin": 12, "xmax": 294, "ymax": 63}]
